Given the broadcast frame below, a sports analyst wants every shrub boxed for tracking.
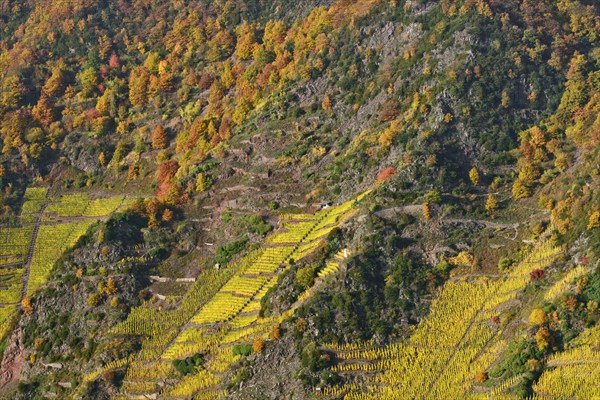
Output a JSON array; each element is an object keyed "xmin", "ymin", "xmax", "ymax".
[
  {"xmin": 475, "ymin": 371, "xmax": 488, "ymax": 383},
  {"xmin": 232, "ymin": 344, "xmax": 253, "ymax": 357},
  {"xmin": 215, "ymin": 239, "xmax": 247, "ymax": 265},
  {"xmin": 172, "ymin": 353, "xmax": 204, "ymax": 375},
  {"xmin": 424, "ymin": 190, "xmax": 442, "ymax": 203},
  {"xmin": 489, "ymin": 340, "xmax": 543, "ymax": 378},
  {"xmin": 242, "ymin": 215, "xmax": 272, "ymax": 235},
  {"xmin": 376, "ymin": 167, "xmax": 397, "ymax": 182},
  {"xmin": 498, "ymin": 258, "xmax": 513, "ymax": 272},
  {"xmin": 529, "ymin": 269, "xmax": 545, "ymax": 281},
  {"xmin": 296, "ymin": 266, "xmax": 317, "ymax": 290}
]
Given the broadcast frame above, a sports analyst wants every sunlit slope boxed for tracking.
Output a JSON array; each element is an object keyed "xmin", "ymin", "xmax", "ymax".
[
  {"xmin": 0, "ymin": 189, "xmax": 133, "ymax": 336},
  {"xmin": 91, "ymin": 192, "xmax": 369, "ymax": 399},
  {"xmin": 325, "ymin": 239, "xmax": 563, "ymax": 400}
]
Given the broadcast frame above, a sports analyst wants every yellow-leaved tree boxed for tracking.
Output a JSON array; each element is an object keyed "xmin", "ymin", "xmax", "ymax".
[{"xmin": 469, "ymin": 167, "xmax": 479, "ymax": 185}]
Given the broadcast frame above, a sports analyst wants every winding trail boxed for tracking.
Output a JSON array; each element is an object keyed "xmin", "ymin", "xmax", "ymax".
[{"xmin": 375, "ymin": 206, "xmax": 519, "ymax": 227}]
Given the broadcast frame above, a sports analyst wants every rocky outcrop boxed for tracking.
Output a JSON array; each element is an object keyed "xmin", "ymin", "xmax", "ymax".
[{"xmin": 0, "ymin": 327, "xmax": 23, "ymax": 391}]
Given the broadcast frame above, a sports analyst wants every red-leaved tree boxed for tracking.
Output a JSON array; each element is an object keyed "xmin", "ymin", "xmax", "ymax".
[{"xmin": 377, "ymin": 167, "xmax": 397, "ymax": 182}]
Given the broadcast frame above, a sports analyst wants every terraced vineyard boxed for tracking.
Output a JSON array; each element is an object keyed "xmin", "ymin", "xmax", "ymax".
[
  {"xmin": 533, "ymin": 323, "xmax": 600, "ymax": 399},
  {"xmin": 0, "ymin": 189, "xmax": 134, "ymax": 336},
  {"xmin": 96, "ymin": 192, "xmax": 368, "ymax": 399},
  {"xmin": 323, "ymin": 238, "xmax": 565, "ymax": 400}
]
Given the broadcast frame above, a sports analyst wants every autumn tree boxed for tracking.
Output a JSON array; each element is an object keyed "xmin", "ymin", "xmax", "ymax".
[
  {"xmin": 129, "ymin": 67, "xmax": 149, "ymax": 107},
  {"xmin": 469, "ymin": 167, "xmax": 479, "ymax": 185},
  {"xmin": 109, "ymin": 52, "xmax": 121, "ymax": 69},
  {"xmin": 104, "ymin": 278, "xmax": 118, "ymax": 295},
  {"xmin": 558, "ymin": 53, "xmax": 588, "ymax": 119},
  {"xmin": 0, "ymin": 75, "xmax": 25, "ymax": 111},
  {"xmin": 162, "ymin": 208, "xmax": 173, "ymax": 222},
  {"xmin": 377, "ymin": 167, "xmax": 397, "ymax": 182},
  {"xmin": 207, "ymin": 80, "xmax": 224, "ymax": 112},
  {"xmin": 512, "ymin": 179, "xmax": 531, "ymax": 199},
  {"xmin": 198, "ymin": 73, "xmax": 214, "ymax": 90},
  {"xmin": 253, "ymin": 338, "xmax": 264, "ymax": 353},
  {"xmin": 157, "ymin": 160, "xmax": 180, "ymax": 183},
  {"xmin": 295, "ymin": 318, "xmax": 307, "ymax": 333},
  {"xmin": 588, "ymin": 211, "xmax": 600, "ymax": 230},
  {"xmin": 270, "ymin": 323, "xmax": 281, "ymax": 340},
  {"xmin": 475, "ymin": 372, "xmax": 488, "ymax": 383},
  {"xmin": 127, "ymin": 164, "xmax": 138, "ymax": 180},
  {"xmin": 144, "ymin": 52, "xmax": 160, "ymax": 74},
  {"xmin": 219, "ymin": 115, "xmax": 232, "ymax": 141},
  {"xmin": 32, "ymin": 96, "xmax": 56, "ymax": 125},
  {"xmin": 95, "ymin": 88, "xmax": 113, "ymax": 116},
  {"xmin": 42, "ymin": 65, "xmax": 65, "ymax": 97},
  {"xmin": 235, "ymin": 21, "xmax": 257, "ymax": 60},
  {"xmin": 207, "ymin": 30, "xmax": 235, "ymax": 62},
  {"xmin": 21, "ymin": 296, "xmax": 33, "ymax": 316},
  {"xmin": 112, "ymin": 139, "xmax": 128, "ymax": 165},
  {"xmin": 535, "ymin": 327, "xmax": 553, "ymax": 351},
  {"xmin": 157, "ymin": 60, "xmax": 175, "ymax": 91},
  {"xmin": 518, "ymin": 162, "xmax": 541, "ymax": 183},
  {"xmin": 156, "ymin": 160, "xmax": 181, "ymax": 204},
  {"xmin": 232, "ymin": 98, "xmax": 252, "ymax": 125},
  {"xmin": 87, "ymin": 293, "xmax": 102, "ymax": 307},
  {"xmin": 322, "ymin": 94, "xmax": 332, "ymax": 112},
  {"xmin": 152, "ymin": 124, "xmax": 167, "ymax": 150},
  {"xmin": 423, "ymin": 202, "xmax": 431, "ymax": 221},
  {"xmin": 379, "ymin": 120, "xmax": 401, "ymax": 150},
  {"xmin": 529, "ymin": 308, "xmax": 546, "ymax": 325},
  {"xmin": 485, "ymin": 193, "xmax": 498, "ymax": 213},
  {"xmin": 263, "ymin": 20, "xmax": 287, "ymax": 48},
  {"xmin": 195, "ymin": 173, "xmax": 207, "ymax": 192},
  {"xmin": 529, "ymin": 269, "xmax": 545, "ymax": 281}
]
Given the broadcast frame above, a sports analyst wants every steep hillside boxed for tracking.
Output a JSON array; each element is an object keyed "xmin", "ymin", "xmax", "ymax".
[{"xmin": 0, "ymin": 0, "xmax": 597, "ymax": 399}]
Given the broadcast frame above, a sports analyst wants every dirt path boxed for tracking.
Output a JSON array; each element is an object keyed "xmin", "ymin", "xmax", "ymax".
[
  {"xmin": 376, "ymin": 206, "xmax": 520, "ymax": 228},
  {"xmin": 442, "ymin": 218, "xmax": 519, "ymax": 229}
]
